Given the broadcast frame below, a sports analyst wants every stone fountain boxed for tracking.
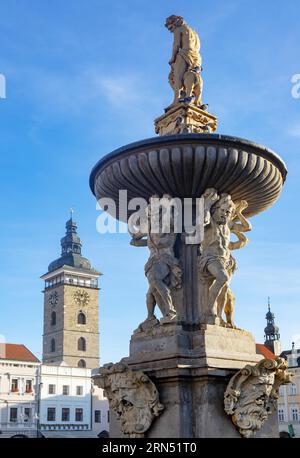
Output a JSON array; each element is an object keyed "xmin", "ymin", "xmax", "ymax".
[{"xmin": 90, "ymin": 15, "xmax": 291, "ymax": 438}]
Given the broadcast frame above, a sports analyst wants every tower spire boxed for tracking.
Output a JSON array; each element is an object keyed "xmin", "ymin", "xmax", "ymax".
[
  {"xmin": 61, "ymin": 214, "xmax": 82, "ymax": 256},
  {"xmin": 264, "ymin": 298, "xmax": 281, "ymax": 355},
  {"xmin": 46, "ymin": 214, "xmax": 98, "ymax": 274}
]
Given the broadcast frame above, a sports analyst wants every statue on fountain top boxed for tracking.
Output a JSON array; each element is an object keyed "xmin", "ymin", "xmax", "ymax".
[
  {"xmin": 155, "ymin": 15, "xmax": 217, "ymax": 135},
  {"xmin": 165, "ymin": 15, "xmax": 203, "ymax": 107}
]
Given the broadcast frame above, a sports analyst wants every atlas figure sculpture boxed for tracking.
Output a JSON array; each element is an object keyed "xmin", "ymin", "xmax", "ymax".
[{"xmin": 199, "ymin": 189, "xmax": 251, "ymax": 327}]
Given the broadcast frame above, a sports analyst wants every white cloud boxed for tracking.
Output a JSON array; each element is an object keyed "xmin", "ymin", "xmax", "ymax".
[
  {"xmin": 287, "ymin": 122, "xmax": 300, "ymax": 138},
  {"xmin": 95, "ymin": 75, "xmax": 142, "ymax": 107}
]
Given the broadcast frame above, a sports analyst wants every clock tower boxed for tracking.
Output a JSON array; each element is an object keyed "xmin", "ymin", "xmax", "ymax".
[{"xmin": 41, "ymin": 216, "xmax": 101, "ymax": 369}]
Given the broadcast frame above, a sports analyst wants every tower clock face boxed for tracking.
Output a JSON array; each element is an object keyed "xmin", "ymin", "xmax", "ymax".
[
  {"xmin": 74, "ymin": 289, "xmax": 90, "ymax": 306},
  {"xmin": 49, "ymin": 291, "xmax": 58, "ymax": 306}
]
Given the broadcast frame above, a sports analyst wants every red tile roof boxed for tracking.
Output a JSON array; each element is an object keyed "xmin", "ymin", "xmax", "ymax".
[
  {"xmin": 0, "ymin": 344, "xmax": 40, "ymax": 363},
  {"xmin": 256, "ymin": 343, "xmax": 276, "ymax": 360}
]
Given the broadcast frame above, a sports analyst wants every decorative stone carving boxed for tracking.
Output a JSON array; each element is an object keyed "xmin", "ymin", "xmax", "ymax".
[
  {"xmin": 198, "ymin": 188, "xmax": 251, "ymax": 326},
  {"xmin": 224, "ymin": 357, "xmax": 293, "ymax": 438},
  {"xmin": 94, "ymin": 362, "xmax": 164, "ymax": 438},
  {"xmin": 130, "ymin": 195, "xmax": 182, "ymax": 329},
  {"xmin": 154, "ymin": 103, "xmax": 217, "ymax": 135}
]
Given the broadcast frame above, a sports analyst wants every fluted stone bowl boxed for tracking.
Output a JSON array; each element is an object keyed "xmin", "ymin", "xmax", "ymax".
[{"xmin": 90, "ymin": 134, "xmax": 287, "ymax": 221}]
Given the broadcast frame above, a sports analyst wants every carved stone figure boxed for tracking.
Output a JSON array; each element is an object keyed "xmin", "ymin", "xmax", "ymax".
[
  {"xmin": 224, "ymin": 357, "xmax": 293, "ymax": 438},
  {"xmin": 130, "ymin": 195, "xmax": 182, "ymax": 328},
  {"xmin": 198, "ymin": 188, "xmax": 251, "ymax": 326},
  {"xmin": 165, "ymin": 15, "xmax": 203, "ymax": 106},
  {"xmin": 94, "ymin": 362, "xmax": 164, "ymax": 438}
]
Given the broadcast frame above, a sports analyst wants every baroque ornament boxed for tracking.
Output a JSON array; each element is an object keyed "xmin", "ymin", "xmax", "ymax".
[
  {"xmin": 224, "ymin": 357, "xmax": 292, "ymax": 438},
  {"xmin": 95, "ymin": 362, "xmax": 164, "ymax": 438}
]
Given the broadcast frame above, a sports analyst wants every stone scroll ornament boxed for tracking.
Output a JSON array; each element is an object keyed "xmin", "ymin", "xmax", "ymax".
[
  {"xmin": 224, "ymin": 357, "xmax": 292, "ymax": 438},
  {"xmin": 95, "ymin": 362, "xmax": 164, "ymax": 438},
  {"xmin": 198, "ymin": 188, "xmax": 251, "ymax": 327},
  {"xmin": 129, "ymin": 194, "xmax": 182, "ymax": 330}
]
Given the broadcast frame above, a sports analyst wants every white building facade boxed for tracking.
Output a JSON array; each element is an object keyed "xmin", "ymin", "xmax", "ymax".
[
  {"xmin": 39, "ymin": 364, "xmax": 109, "ymax": 437},
  {"xmin": 278, "ymin": 344, "xmax": 300, "ymax": 437},
  {"xmin": 0, "ymin": 344, "xmax": 40, "ymax": 438}
]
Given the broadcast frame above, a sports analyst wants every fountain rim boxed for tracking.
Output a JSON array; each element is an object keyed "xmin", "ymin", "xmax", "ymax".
[{"xmin": 89, "ymin": 133, "xmax": 287, "ymax": 195}]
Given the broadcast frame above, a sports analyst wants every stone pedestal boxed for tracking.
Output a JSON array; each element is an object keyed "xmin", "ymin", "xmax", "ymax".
[
  {"xmin": 154, "ymin": 103, "xmax": 217, "ymax": 135},
  {"xmin": 106, "ymin": 324, "xmax": 280, "ymax": 438}
]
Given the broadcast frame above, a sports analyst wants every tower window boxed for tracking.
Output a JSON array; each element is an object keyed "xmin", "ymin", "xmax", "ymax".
[
  {"xmin": 50, "ymin": 338, "xmax": 56, "ymax": 353},
  {"xmin": 78, "ymin": 337, "xmax": 86, "ymax": 352},
  {"xmin": 51, "ymin": 311, "xmax": 56, "ymax": 326},
  {"xmin": 78, "ymin": 312, "xmax": 86, "ymax": 325},
  {"xmin": 78, "ymin": 359, "xmax": 86, "ymax": 368}
]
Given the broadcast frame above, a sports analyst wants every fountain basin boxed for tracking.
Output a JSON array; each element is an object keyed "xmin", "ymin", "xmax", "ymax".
[{"xmin": 90, "ymin": 134, "xmax": 287, "ymax": 221}]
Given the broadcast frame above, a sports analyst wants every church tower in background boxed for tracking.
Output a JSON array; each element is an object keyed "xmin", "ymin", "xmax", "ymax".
[
  {"xmin": 264, "ymin": 297, "xmax": 281, "ymax": 356},
  {"xmin": 41, "ymin": 215, "xmax": 101, "ymax": 369}
]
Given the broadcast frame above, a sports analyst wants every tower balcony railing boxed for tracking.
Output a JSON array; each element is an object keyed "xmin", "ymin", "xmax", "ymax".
[{"xmin": 45, "ymin": 277, "xmax": 98, "ymax": 290}]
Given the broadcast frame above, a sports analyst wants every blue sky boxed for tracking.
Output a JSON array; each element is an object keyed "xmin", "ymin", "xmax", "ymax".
[{"xmin": 0, "ymin": 0, "xmax": 300, "ymax": 363}]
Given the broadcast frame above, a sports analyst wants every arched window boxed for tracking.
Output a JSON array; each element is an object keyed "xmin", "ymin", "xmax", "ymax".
[
  {"xmin": 78, "ymin": 312, "xmax": 86, "ymax": 325},
  {"xmin": 51, "ymin": 311, "xmax": 56, "ymax": 326},
  {"xmin": 78, "ymin": 337, "xmax": 86, "ymax": 352},
  {"xmin": 50, "ymin": 338, "xmax": 56, "ymax": 353},
  {"xmin": 78, "ymin": 359, "xmax": 86, "ymax": 368}
]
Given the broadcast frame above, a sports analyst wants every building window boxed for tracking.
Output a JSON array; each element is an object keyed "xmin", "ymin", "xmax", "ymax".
[
  {"xmin": 75, "ymin": 408, "xmax": 83, "ymax": 422},
  {"xmin": 279, "ymin": 386, "xmax": 285, "ymax": 396},
  {"xmin": 48, "ymin": 384, "xmax": 56, "ymax": 394},
  {"xmin": 78, "ymin": 312, "xmax": 86, "ymax": 325},
  {"xmin": 78, "ymin": 337, "xmax": 86, "ymax": 352},
  {"xmin": 94, "ymin": 410, "xmax": 101, "ymax": 423},
  {"xmin": 62, "ymin": 408, "xmax": 70, "ymax": 422},
  {"xmin": 51, "ymin": 311, "xmax": 57, "ymax": 326},
  {"xmin": 24, "ymin": 408, "xmax": 32, "ymax": 422},
  {"xmin": 25, "ymin": 380, "xmax": 33, "ymax": 393},
  {"xmin": 292, "ymin": 408, "xmax": 299, "ymax": 421},
  {"xmin": 78, "ymin": 359, "xmax": 86, "ymax": 368},
  {"xmin": 11, "ymin": 379, "xmax": 19, "ymax": 392},
  {"xmin": 278, "ymin": 409, "xmax": 285, "ymax": 422},
  {"xmin": 76, "ymin": 386, "xmax": 83, "ymax": 396},
  {"xmin": 10, "ymin": 408, "xmax": 18, "ymax": 423},
  {"xmin": 62, "ymin": 385, "xmax": 69, "ymax": 396},
  {"xmin": 47, "ymin": 408, "xmax": 56, "ymax": 422},
  {"xmin": 50, "ymin": 338, "xmax": 56, "ymax": 353},
  {"xmin": 290, "ymin": 384, "xmax": 297, "ymax": 395}
]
